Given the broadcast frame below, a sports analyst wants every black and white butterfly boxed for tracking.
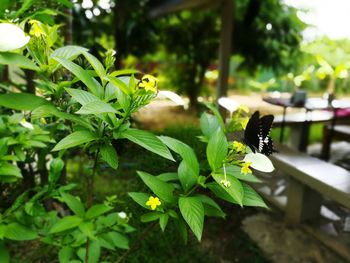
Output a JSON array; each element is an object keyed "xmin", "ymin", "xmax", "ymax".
[{"xmin": 244, "ymin": 111, "xmax": 274, "ymax": 156}]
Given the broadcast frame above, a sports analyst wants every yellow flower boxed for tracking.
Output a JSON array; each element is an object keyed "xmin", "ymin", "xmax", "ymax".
[
  {"xmin": 241, "ymin": 117, "xmax": 249, "ymax": 130},
  {"xmin": 138, "ymin": 74, "xmax": 158, "ymax": 93},
  {"xmin": 238, "ymin": 105, "xmax": 249, "ymax": 113},
  {"xmin": 146, "ymin": 196, "xmax": 161, "ymax": 210},
  {"xmin": 29, "ymin": 20, "xmax": 44, "ymax": 37},
  {"xmin": 241, "ymin": 162, "xmax": 252, "ymax": 175},
  {"xmin": 233, "ymin": 141, "xmax": 245, "ymax": 152}
]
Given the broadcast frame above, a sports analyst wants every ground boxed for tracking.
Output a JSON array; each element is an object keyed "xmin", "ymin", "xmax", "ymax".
[{"xmin": 242, "ymin": 213, "xmax": 346, "ymax": 263}]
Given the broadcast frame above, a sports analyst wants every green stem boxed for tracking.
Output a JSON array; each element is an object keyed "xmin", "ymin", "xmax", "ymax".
[
  {"xmin": 85, "ymin": 239, "xmax": 90, "ymax": 263},
  {"xmin": 85, "ymin": 148, "xmax": 100, "ymax": 263},
  {"xmin": 184, "ymin": 173, "xmax": 212, "ymax": 197},
  {"xmin": 87, "ymin": 148, "xmax": 100, "ymax": 207}
]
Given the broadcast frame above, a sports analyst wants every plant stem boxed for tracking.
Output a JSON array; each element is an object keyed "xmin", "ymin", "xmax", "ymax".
[
  {"xmin": 87, "ymin": 149, "xmax": 100, "ymax": 207},
  {"xmin": 85, "ymin": 238, "xmax": 90, "ymax": 263},
  {"xmin": 185, "ymin": 173, "xmax": 212, "ymax": 197},
  {"xmin": 115, "ymin": 222, "xmax": 157, "ymax": 263},
  {"xmin": 85, "ymin": 148, "xmax": 100, "ymax": 263}
]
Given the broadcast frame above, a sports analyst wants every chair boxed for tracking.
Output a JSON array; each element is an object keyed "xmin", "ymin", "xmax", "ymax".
[{"xmin": 321, "ymin": 124, "xmax": 350, "ymax": 160}]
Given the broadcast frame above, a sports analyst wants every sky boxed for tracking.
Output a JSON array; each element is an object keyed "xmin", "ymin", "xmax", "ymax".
[{"xmin": 283, "ymin": 0, "xmax": 350, "ymax": 40}]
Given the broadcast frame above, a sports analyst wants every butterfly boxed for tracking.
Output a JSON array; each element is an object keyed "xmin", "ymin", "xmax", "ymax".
[{"xmin": 244, "ymin": 111, "xmax": 274, "ymax": 156}]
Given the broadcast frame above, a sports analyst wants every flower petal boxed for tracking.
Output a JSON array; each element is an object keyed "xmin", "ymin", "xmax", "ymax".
[
  {"xmin": 0, "ymin": 23, "xmax": 30, "ymax": 52},
  {"xmin": 218, "ymin": 97, "xmax": 239, "ymax": 113},
  {"xmin": 158, "ymin": 90, "xmax": 185, "ymax": 106},
  {"xmin": 243, "ymin": 153, "xmax": 274, "ymax": 173}
]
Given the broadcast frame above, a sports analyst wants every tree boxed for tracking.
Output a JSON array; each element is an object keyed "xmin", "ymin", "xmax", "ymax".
[{"xmin": 71, "ymin": 0, "xmax": 305, "ymax": 108}]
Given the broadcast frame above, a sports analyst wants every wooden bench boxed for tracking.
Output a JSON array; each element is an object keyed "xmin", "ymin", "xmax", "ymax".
[
  {"xmin": 269, "ymin": 144, "xmax": 350, "ymax": 224},
  {"xmin": 322, "ymin": 124, "xmax": 350, "ymax": 160}
]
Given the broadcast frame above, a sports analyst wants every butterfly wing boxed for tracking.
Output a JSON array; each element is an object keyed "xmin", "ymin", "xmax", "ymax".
[
  {"xmin": 258, "ymin": 115, "xmax": 274, "ymax": 156},
  {"xmin": 260, "ymin": 115, "xmax": 274, "ymax": 138},
  {"xmin": 244, "ymin": 111, "xmax": 260, "ymax": 153}
]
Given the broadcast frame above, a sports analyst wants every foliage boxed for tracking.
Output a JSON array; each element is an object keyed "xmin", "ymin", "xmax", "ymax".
[
  {"xmin": 71, "ymin": 0, "xmax": 305, "ymax": 107},
  {"xmin": 0, "ymin": 3, "xmax": 272, "ymax": 262},
  {"xmin": 234, "ymin": 0, "xmax": 305, "ymax": 73}
]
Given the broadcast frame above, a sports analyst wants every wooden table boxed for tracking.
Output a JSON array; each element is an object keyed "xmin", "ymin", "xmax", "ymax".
[{"xmin": 263, "ymin": 97, "xmax": 350, "ymax": 152}]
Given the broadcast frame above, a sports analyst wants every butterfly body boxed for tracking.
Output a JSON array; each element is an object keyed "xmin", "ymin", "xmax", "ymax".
[{"xmin": 244, "ymin": 111, "xmax": 274, "ymax": 156}]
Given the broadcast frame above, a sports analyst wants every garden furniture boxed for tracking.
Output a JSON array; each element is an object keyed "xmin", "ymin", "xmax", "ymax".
[
  {"xmin": 269, "ymin": 144, "xmax": 350, "ymax": 224},
  {"xmin": 264, "ymin": 96, "xmax": 350, "ymax": 152},
  {"xmin": 321, "ymin": 124, "xmax": 350, "ymax": 160}
]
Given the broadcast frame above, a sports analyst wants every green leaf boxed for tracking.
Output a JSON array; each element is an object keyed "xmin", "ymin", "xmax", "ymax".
[
  {"xmin": 0, "ymin": 243, "xmax": 9, "ymax": 263},
  {"xmin": 178, "ymin": 197, "xmax": 204, "ymax": 241},
  {"xmin": 137, "ymin": 171, "xmax": 175, "ymax": 203},
  {"xmin": 128, "ymin": 192, "xmax": 149, "ymax": 209},
  {"xmin": 103, "ymin": 232, "xmax": 129, "ymax": 250},
  {"xmin": 53, "ymin": 57, "xmax": 103, "ymax": 98},
  {"xmin": 205, "ymin": 103, "xmax": 225, "ymax": 131},
  {"xmin": 196, "ymin": 194, "xmax": 225, "ymax": 218},
  {"xmin": 240, "ymin": 183, "xmax": 267, "ymax": 208},
  {"xmin": 56, "ymin": 0, "xmax": 73, "ymax": 7},
  {"xmin": 86, "ymin": 204, "xmax": 112, "ymax": 219},
  {"xmin": 159, "ymin": 214, "xmax": 169, "ymax": 232},
  {"xmin": 4, "ymin": 223, "xmax": 38, "ymax": 240},
  {"xmin": 82, "ymin": 52, "xmax": 106, "ymax": 82},
  {"xmin": 79, "ymin": 221, "xmax": 94, "ymax": 239},
  {"xmin": 104, "ymin": 82, "xmax": 118, "ymax": 101},
  {"xmin": 61, "ymin": 192, "xmax": 85, "ymax": 217},
  {"xmin": 32, "ymin": 105, "xmax": 94, "ymax": 130},
  {"xmin": 156, "ymin": 172, "xmax": 178, "ymax": 182},
  {"xmin": 106, "ymin": 75, "xmax": 130, "ymax": 95},
  {"xmin": 0, "ymin": 52, "xmax": 39, "ymax": 71},
  {"xmin": 76, "ymin": 100, "xmax": 118, "ymax": 115},
  {"xmin": 59, "ymin": 247, "xmax": 73, "ymax": 263},
  {"xmin": 159, "ymin": 136, "xmax": 199, "ymax": 190},
  {"xmin": 177, "ymin": 161, "xmax": 197, "ymax": 192},
  {"xmin": 65, "ymin": 88, "xmax": 99, "ymax": 105},
  {"xmin": 52, "ymin": 130, "xmax": 97, "ymax": 151},
  {"xmin": 83, "ymin": 241, "xmax": 100, "ymax": 263},
  {"xmin": 207, "ymin": 182, "xmax": 266, "ymax": 208},
  {"xmin": 158, "ymin": 137, "xmax": 197, "ymax": 166},
  {"xmin": 0, "ymin": 93, "xmax": 50, "ymax": 111},
  {"xmin": 31, "ymin": 104, "xmax": 59, "ymax": 119},
  {"xmin": 16, "ymin": 0, "xmax": 34, "ymax": 18},
  {"xmin": 100, "ymin": 144, "xmax": 118, "ymax": 169},
  {"xmin": 110, "ymin": 69, "xmax": 139, "ymax": 77},
  {"xmin": 50, "ymin": 45, "xmax": 88, "ymax": 61},
  {"xmin": 54, "ymin": 111, "xmax": 94, "ymax": 130},
  {"xmin": 200, "ymin": 113, "xmax": 221, "ymax": 138},
  {"xmin": 206, "ymin": 128, "xmax": 228, "ymax": 171},
  {"xmin": 120, "ymin": 129, "xmax": 174, "ymax": 161},
  {"xmin": 0, "ymin": 163, "xmax": 22, "ymax": 178},
  {"xmin": 220, "ymin": 165, "xmax": 262, "ymax": 183},
  {"xmin": 140, "ymin": 212, "xmax": 162, "ymax": 222},
  {"xmin": 50, "ymin": 215, "xmax": 83, "ymax": 233},
  {"xmin": 49, "ymin": 158, "xmax": 64, "ymax": 185},
  {"xmin": 4, "ymin": 191, "xmax": 28, "ymax": 216},
  {"xmin": 212, "ymin": 173, "xmax": 244, "ymax": 206},
  {"xmin": 0, "ymin": 138, "xmax": 8, "ymax": 157},
  {"xmin": 105, "ymin": 83, "xmax": 130, "ymax": 111}
]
